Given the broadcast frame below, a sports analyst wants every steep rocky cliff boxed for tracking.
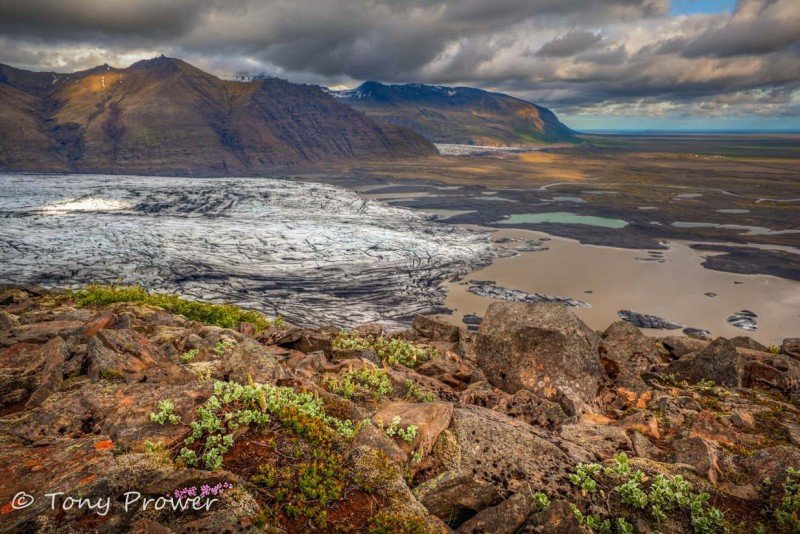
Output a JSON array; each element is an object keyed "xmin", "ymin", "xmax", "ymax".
[
  {"xmin": 330, "ymin": 81, "xmax": 576, "ymax": 146},
  {"xmin": 0, "ymin": 58, "xmax": 435, "ymax": 175}
]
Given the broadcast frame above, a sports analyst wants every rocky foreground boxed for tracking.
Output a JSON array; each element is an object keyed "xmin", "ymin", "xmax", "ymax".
[{"xmin": 1, "ymin": 286, "xmax": 800, "ymax": 533}]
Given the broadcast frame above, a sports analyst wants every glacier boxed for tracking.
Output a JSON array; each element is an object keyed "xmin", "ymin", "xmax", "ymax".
[{"xmin": 0, "ymin": 174, "xmax": 496, "ymax": 327}]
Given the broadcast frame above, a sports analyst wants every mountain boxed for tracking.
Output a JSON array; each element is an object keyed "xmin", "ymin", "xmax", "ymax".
[
  {"xmin": 0, "ymin": 57, "xmax": 435, "ymax": 175},
  {"xmin": 329, "ymin": 81, "xmax": 576, "ymax": 146}
]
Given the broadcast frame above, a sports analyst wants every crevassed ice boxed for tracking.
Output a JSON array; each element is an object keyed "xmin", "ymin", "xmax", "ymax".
[{"xmin": 0, "ymin": 174, "xmax": 496, "ymax": 327}]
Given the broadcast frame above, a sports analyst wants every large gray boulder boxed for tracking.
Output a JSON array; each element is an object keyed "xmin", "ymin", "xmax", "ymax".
[{"xmin": 475, "ymin": 302, "xmax": 604, "ymax": 413}]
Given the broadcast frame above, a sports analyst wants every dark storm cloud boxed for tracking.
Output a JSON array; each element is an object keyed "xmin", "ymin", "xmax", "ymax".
[
  {"xmin": 533, "ymin": 31, "xmax": 603, "ymax": 57},
  {"xmin": 0, "ymin": 0, "xmax": 797, "ymax": 120},
  {"xmin": 0, "ymin": 0, "xmax": 223, "ymax": 41}
]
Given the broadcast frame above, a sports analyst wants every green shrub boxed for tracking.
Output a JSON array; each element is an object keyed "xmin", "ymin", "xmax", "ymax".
[
  {"xmin": 154, "ymin": 380, "xmax": 359, "ymax": 470},
  {"xmin": 323, "ymin": 367, "xmax": 392, "ymax": 400},
  {"xmin": 533, "ymin": 491, "xmax": 550, "ymax": 511},
  {"xmin": 251, "ymin": 437, "xmax": 346, "ymax": 529},
  {"xmin": 214, "ymin": 339, "xmax": 236, "ymax": 356},
  {"xmin": 404, "ymin": 380, "xmax": 437, "ymax": 403},
  {"xmin": 776, "ymin": 467, "xmax": 800, "ymax": 530},
  {"xmin": 333, "ymin": 332, "xmax": 436, "ymax": 368},
  {"xmin": 180, "ymin": 348, "xmax": 199, "ymax": 364},
  {"xmin": 378, "ymin": 416, "xmax": 418, "ymax": 444},
  {"xmin": 367, "ymin": 511, "xmax": 427, "ymax": 534},
  {"xmin": 569, "ymin": 462, "xmax": 602, "ymax": 495},
  {"xmin": 68, "ymin": 284, "xmax": 271, "ymax": 330},
  {"xmin": 149, "ymin": 399, "xmax": 181, "ymax": 425},
  {"xmin": 567, "ymin": 454, "xmax": 726, "ymax": 533}
]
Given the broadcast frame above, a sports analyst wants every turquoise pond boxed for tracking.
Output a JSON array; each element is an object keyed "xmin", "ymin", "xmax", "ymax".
[{"xmin": 497, "ymin": 212, "xmax": 628, "ymax": 229}]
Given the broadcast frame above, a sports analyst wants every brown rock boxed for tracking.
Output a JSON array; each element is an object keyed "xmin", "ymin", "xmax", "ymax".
[
  {"xmin": 457, "ymin": 492, "xmax": 540, "ymax": 534},
  {"xmin": 674, "ymin": 437, "xmax": 722, "ymax": 485},
  {"xmin": 374, "ymin": 401, "xmax": 454, "ymax": 457},
  {"xmin": 496, "ymin": 389, "xmax": 571, "ymax": 430},
  {"xmin": 449, "ymin": 405, "xmax": 592, "ymax": 496},
  {"xmin": 222, "ymin": 338, "xmax": 284, "ymax": 384},
  {"xmin": 666, "ymin": 337, "xmax": 744, "ymax": 387},
  {"xmin": 629, "ymin": 430, "xmax": 664, "ymax": 460},
  {"xmin": 256, "ymin": 325, "xmax": 303, "ymax": 346},
  {"xmin": 417, "ymin": 349, "xmax": 473, "ymax": 388},
  {"xmin": 730, "ymin": 336, "xmax": 768, "ymax": 352},
  {"xmin": 9, "ymin": 380, "xmax": 211, "ymax": 449},
  {"xmin": 523, "ymin": 500, "xmax": 590, "ymax": 533},
  {"xmin": 354, "ymin": 423, "xmax": 407, "ymax": 466},
  {"xmin": 0, "ymin": 310, "xmax": 20, "ymax": 330},
  {"xmin": 782, "ymin": 338, "xmax": 800, "ymax": 360},
  {"xmin": 0, "ymin": 319, "xmax": 85, "ymax": 347},
  {"xmin": 560, "ymin": 422, "xmax": 632, "ymax": 460},
  {"xmin": 414, "ymin": 469, "xmax": 503, "ymax": 527},
  {"xmin": 81, "ymin": 312, "xmax": 117, "ymax": 339},
  {"xmin": 413, "ymin": 315, "xmax": 460, "ymax": 342},
  {"xmin": 601, "ymin": 321, "xmax": 668, "ymax": 393},
  {"xmin": 743, "ymin": 352, "xmax": 800, "ymax": 402},
  {"xmin": 661, "ymin": 336, "xmax": 708, "ymax": 358},
  {"xmin": 459, "ymin": 380, "xmax": 507, "ymax": 409},
  {"xmin": 0, "ymin": 288, "xmax": 29, "ymax": 306},
  {"xmin": 742, "ymin": 446, "xmax": 800, "ymax": 484},
  {"xmin": 0, "ymin": 342, "xmax": 46, "ymax": 406},
  {"xmin": 0, "ymin": 436, "xmax": 117, "ymax": 529},
  {"xmin": 25, "ymin": 336, "xmax": 67, "ymax": 408},
  {"xmin": 290, "ymin": 329, "xmax": 334, "ymax": 356},
  {"xmin": 86, "ymin": 333, "xmax": 159, "ymax": 381},
  {"xmin": 475, "ymin": 302, "xmax": 604, "ymax": 414}
]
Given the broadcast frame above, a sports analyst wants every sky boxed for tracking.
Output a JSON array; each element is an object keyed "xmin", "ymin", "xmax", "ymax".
[{"xmin": 0, "ymin": 0, "xmax": 797, "ymax": 131}]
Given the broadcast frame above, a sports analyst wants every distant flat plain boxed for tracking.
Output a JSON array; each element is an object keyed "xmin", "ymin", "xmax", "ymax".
[{"xmin": 306, "ymin": 133, "xmax": 800, "ymax": 342}]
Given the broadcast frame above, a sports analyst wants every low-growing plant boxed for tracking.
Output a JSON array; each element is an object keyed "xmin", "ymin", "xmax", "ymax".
[
  {"xmin": 323, "ymin": 367, "xmax": 392, "ymax": 400},
  {"xmin": 180, "ymin": 348, "xmax": 199, "ymax": 364},
  {"xmin": 214, "ymin": 339, "xmax": 237, "ymax": 356},
  {"xmin": 378, "ymin": 416, "xmax": 418, "ymax": 444},
  {"xmin": 67, "ymin": 284, "xmax": 272, "ymax": 330},
  {"xmin": 569, "ymin": 462, "xmax": 602, "ymax": 495},
  {"xmin": 776, "ymin": 467, "xmax": 800, "ymax": 530},
  {"xmin": 251, "ymin": 436, "xmax": 346, "ymax": 529},
  {"xmin": 150, "ymin": 399, "xmax": 181, "ymax": 425},
  {"xmin": 367, "ymin": 511, "xmax": 427, "ymax": 534},
  {"xmin": 567, "ymin": 454, "xmax": 725, "ymax": 533},
  {"xmin": 404, "ymin": 380, "xmax": 437, "ymax": 403},
  {"xmin": 333, "ymin": 332, "xmax": 436, "ymax": 368},
  {"xmin": 154, "ymin": 380, "xmax": 359, "ymax": 470},
  {"xmin": 533, "ymin": 491, "xmax": 550, "ymax": 511}
]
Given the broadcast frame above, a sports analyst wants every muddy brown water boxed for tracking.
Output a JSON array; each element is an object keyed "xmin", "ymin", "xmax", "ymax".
[{"xmin": 441, "ymin": 228, "xmax": 800, "ymax": 345}]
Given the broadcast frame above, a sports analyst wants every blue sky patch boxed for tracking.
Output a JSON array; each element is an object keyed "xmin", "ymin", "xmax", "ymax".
[{"xmin": 670, "ymin": 0, "xmax": 736, "ymax": 15}]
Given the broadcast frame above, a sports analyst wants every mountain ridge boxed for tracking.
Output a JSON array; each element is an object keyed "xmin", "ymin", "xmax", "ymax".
[
  {"xmin": 329, "ymin": 80, "xmax": 576, "ymax": 146},
  {"xmin": 0, "ymin": 57, "xmax": 436, "ymax": 175}
]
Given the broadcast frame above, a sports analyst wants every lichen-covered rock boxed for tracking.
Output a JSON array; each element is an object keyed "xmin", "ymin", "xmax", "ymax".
[
  {"xmin": 522, "ymin": 499, "xmax": 590, "ymax": 533},
  {"xmin": 448, "ymin": 405, "xmax": 592, "ymax": 496},
  {"xmin": 414, "ymin": 469, "xmax": 502, "ymax": 527},
  {"xmin": 782, "ymin": 338, "xmax": 800, "ymax": 360},
  {"xmin": 666, "ymin": 337, "xmax": 744, "ymax": 387},
  {"xmin": 374, "ymin": 401, "xmax": 454, "ymax": 457},
  {"xmin": 475, "ymin": 302, "xmax": 604, "ymax": 414},
  {"xmin": 413, "ymin": 314, "xmax": 461, "ymax": 343},
  {"xmin": 600, "ymin": 321, "xmax": 668, "ymax": 393},
  {"xmin": 496, "ymin": 389, "xmax": 571, "ymax": 430},
  {"xmin": 559, "ymin": 422, "xmax": 632, "ymax": 461},
  {"xmin": 457, "ymin": 491, "xmax": 541, "ymax": 534},
  {"xmin": 221, "ymin": 338, "xmax": 285, "ymax": 383},
  {"xmin": 25, "ymin": 336, "xmax": 67, "ymax": 408},
  {"xmin": 673, "ymin": 437, "xmax": 722, "ymax": 485}
]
